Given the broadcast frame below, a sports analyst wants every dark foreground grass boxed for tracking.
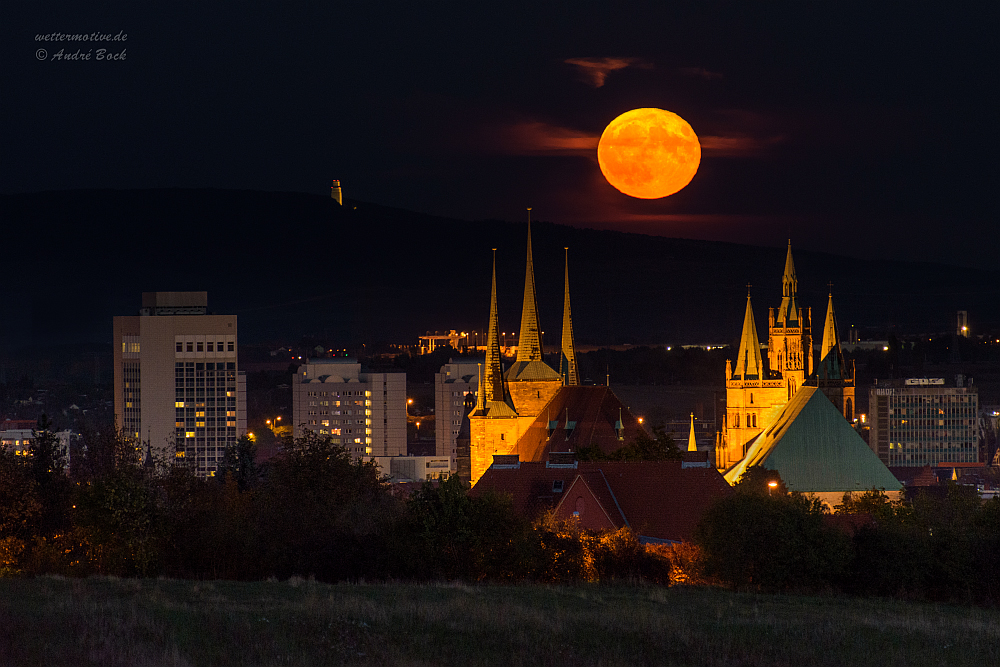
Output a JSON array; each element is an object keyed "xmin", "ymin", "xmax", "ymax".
[{"xmin": 1, "ymin": 577, "xmax": 998, "ymax": 666}]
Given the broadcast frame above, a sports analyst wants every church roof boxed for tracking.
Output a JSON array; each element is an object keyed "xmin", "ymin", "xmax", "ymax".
[
  {"xmin": 733, "ymin": 293, "xmax": 763, "ymax": 380},
  {"xmin": 473, "ymin": 460, "xmax": 732, "ymax": 543},
  {"xmin": 505, "ymin": 359, "xmax": 561, "ymax": 382},
  {"xmin": 511, "ymin": 385, "xmax": 643, "ymax": 462},
  {"xmin": 724, "ymin": 386, "xmax": 902, "ymax": 492}
]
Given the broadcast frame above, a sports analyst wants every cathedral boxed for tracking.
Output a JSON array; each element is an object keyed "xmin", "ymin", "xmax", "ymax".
[
  {"xmin": 716, "ymin": 242, "xmax": 855, "ymax": 471},
  {"xmin": 467, "ymin": 222, "xmax": 643, "ymax": 485}
]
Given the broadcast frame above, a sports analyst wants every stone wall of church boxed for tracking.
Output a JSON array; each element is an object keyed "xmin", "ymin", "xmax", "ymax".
[
  {"xmin": 508, "ymin": 380, "xmax": 562, "ymax": 419},
  {"xmin": 469, "ymin": 415, "xmax": 522, "ymax": 485}
]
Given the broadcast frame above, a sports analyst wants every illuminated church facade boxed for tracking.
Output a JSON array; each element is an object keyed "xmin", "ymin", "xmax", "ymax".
[
  {"xmin": 716, "ymin": 242, "xmax": 855, "ymax": 471},
  {"xmin": 467, "ymin": 223, "xmax": 641, "ymax": 485}
]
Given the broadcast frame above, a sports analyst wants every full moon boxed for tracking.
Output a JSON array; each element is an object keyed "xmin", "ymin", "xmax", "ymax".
[{"xmin": 597, "ymin": 108, "xmax": 701, "ymax": 199}]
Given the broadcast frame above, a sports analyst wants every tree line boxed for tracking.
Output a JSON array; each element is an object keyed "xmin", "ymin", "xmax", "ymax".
[{"xmin": 4, "ymin": 415, "xmax": 1000, "ymax": 605}]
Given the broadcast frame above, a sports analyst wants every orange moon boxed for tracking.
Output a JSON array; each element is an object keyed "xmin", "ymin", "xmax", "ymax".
[{"xmin": 597, "ymin": 108, "xmax": 701, "ymax": 199}]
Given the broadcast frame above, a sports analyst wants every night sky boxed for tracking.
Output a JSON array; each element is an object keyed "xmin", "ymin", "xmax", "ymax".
[{"xmin": 4, "ymin": 2, "xmax": 997, "ymax": 268}]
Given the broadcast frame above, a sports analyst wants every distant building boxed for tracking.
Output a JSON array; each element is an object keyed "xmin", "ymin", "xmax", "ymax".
[
  {"xmin": 434, "ymin": 359, "xmax": 480, "ymax": 459},
  {"xmin": 473, "ymin": 457, "xmax": 733, "ymax": 543},
  {"xmin": 0, "ymin": 428, "xmax": 72, "ymax": 465},
  {"xmin": 372, "ymin": 455, "xmax": 453, "ymax": 482},
  {"xmin": 869, "ymin": 377, "xmax": 979, "ymax": 467},
  {"xmin": 291, "ymin": 358, "xmax": 406, "ymax": 459},
  {"xmin": 113, "ymin": 292, "xmax": 246, "ymax": 476}
]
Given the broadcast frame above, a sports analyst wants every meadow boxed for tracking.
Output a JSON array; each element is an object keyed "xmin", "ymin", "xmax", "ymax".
[{"xmin": 2, "ymin": 577, "xmax": 998, "ymax": 666}]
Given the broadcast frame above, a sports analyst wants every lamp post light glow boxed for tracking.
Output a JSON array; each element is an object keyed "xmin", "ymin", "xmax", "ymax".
[{"xmin": 768, "ymin": 480, "xmax": 778, "ymax": 496}]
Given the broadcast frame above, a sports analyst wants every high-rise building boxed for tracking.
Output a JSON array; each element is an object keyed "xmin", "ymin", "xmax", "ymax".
[
  {"xmin": 291, "ymin": 358, "xmax": 406, "ymax": 459},
  {"xmin": 869, "ymin": 378, "xmax": 979, "ymax": 467},
  {"xmin": 113, "ymin": 292, "xmax": 246, "ymax": 476},
  {"xmin": 434, "ymin": 359, "xmax": 480, "ymax": 458}
]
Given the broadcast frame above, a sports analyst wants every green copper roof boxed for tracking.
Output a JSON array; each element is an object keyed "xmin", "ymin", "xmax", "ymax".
[{"xmin": 725, "ymin": 386, "xmax": 901, "ymax": 492}]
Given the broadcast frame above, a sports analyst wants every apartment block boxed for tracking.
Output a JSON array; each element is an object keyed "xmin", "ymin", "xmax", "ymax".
[{"xmin": 292, "ymin": 358, "xmax": 406, "ymax": 459}]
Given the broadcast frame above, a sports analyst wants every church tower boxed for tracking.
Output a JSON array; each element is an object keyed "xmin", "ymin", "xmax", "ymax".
[
  {"xmin": 504, "ymin": 214, "xmax": 562, "ymax": 418},
  {"xmin": 718, "ymin": 289, "xmax": 788, "ymax": 470},
  {"xmin": 468, "ymin": 251, "xmax": 519, "ymax": 485},
  {"xmin": 767, "ymin": 241, "xmax": 813, "ymax": 401},
  {"xmin": 813, "ymin": 288, "xmax": 856, "ymax": 421},
  {"xmin": 560, "ymin": 247, "xmax": 580, "ymax": 386}
]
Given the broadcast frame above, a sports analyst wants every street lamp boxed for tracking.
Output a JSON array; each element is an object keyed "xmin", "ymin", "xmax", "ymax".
[{"xmin": 768, "ymin": 481, "xmax": 778, "ymax": 496}]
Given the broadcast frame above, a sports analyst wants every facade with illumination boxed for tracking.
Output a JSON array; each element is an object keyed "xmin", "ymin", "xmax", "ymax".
[
  {"xmin": 113, "ymin": 292, "xmax": 247, "ymax": 477},
  {"xmin": 291, "ymin": 358, "xmax": 406, "ymax": 459},
  {"xmin": 434, "ymin": 359, "xmax": 480, "ymax": 459},
  {"xmin": 869, "ymin": 378, "xmax": 979, "ymax": 467}
]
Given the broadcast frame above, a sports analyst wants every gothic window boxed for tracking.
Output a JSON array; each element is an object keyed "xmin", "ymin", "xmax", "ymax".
[
  {"xmin": 752, "ymin": 414, "xmax": 757, "ymax": 428},
  {"xmin": 746, "ymin": 413, "xmax": 751, "ymax": 427}
]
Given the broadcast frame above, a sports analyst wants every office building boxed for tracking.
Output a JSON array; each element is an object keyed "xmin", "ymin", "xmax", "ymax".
[
  {"xmin": 434, "ymin": 359, "xmax": 480, "ymax": 458},
  {"xmin": 113, "ymin": 291, "xmax": 246, "ymax": 476},
  {"xmin": 292, "ymin": 358, "xmax": 406, "ymax": 458},
  {"xmin": 869, "ymin": 378, "xmax": 979, "ymax": 467}
]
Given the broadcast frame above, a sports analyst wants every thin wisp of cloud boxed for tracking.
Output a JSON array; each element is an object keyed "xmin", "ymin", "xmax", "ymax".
[{"xmin": 564, "ymin": 57, "xmax": 643, "ymax": 87}]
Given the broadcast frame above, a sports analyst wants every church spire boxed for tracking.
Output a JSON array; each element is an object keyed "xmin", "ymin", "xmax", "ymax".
[
  {"xmin": 516, "ymin": 209, "xmax": 543, "ymax": 363},
  {"xmin": 734, "ymin": 286, "xmax": 763, "ymax": 380},
  {"xmin": 484, "ymin": 249, "xmax": 506, "ymax": 403},
  {"xmin": 782, "ymin": 239, "xmax": 797, "ymax": 298},
  {"xmin": 560, "ymin": 247, "xmax": 579, "ymax": 386},
  {"xmin": 687, "ymin": 413, "xmax": 698, "ymax": 452},
  {"xmin": 776, "ymin": 239, "xmax": 801, "ymax": 327},
  {"xmin": 819, "ymin": 286, "xmax": 843, "ymax": 379}
]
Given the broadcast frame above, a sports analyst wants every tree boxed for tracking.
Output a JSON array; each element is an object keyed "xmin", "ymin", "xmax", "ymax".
[
  {"xmin": 695, "ymin": 490, "xmax": 849, "ymax": 591},
  {"xmin": 217, "ymin": 435, "xmax": 260, "ymax": 491},
  {"xmin": 27, "ymin": 414, "xmax": 72, "ymax": 536}
]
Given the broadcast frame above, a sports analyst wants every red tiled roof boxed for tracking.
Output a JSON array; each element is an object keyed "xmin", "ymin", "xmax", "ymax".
[
  {"xmin": 473, "ymin": 460, "xmax": 732, "ymax": 542},
  {"xmin": 513, "ymin": 386, "xmax": 645, "ymax": 462}
]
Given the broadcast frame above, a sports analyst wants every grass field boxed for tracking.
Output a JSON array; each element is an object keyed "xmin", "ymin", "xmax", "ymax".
[{"xmin": 1, "ymin": 577, "xmax": 998, "ymax": 666}]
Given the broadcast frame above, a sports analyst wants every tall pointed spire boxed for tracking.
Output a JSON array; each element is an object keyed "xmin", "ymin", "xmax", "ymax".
[
  {"xmin": 516, "ymin": 209, "xmax": 543, "ymax": 363},
  {"xmin": 734, "ymin": 286, "xmax": 763, "ymax": 380},
  {"xmin": 776, "ymin": 240, "xmax": 800, "ymax": 326},
  {"xmin": 782, "ymin": 239, "xmax": 797, "ymax": 298},
  {"xmin": 484, "ymin": 250, "xmax": 506, "ymax": 403},
  {"xmin": 560, "ymin": 247, "xmax": 579, "ymax": 386},
  {"xmin": 688, "ymin": 413, "xmax": 698, "ymax": 452},
  {"xmin": 819, "ymin": 286, "xmax": 843, "ymax": 379}
]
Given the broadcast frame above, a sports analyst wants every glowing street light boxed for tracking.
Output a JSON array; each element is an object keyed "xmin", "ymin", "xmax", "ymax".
[{"xmin": 768, "ymin": 480, "xmax": 778, "ymax": 496}]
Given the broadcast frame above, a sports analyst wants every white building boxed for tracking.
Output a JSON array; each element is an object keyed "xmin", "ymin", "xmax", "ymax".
[
  {"xmin": 372, "ymin": 455, "xmax": 453, "ymax": 482},
  {"xmin": 113, "ymin": 292, "xmax": 247, "ymax": 477},
  {"xmin": 0, "ymin": 429, "xmax": 72, "ymax": 465},
  {"xmin": 434, "ymin": 359, "xmax": 480, "ymax": 458},
  {"xmin": 292, "ymin": 358, "xmax": 406, "ymax": 459}
]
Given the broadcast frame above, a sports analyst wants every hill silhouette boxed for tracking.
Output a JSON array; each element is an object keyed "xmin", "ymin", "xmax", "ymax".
[{"xmin": 1, "ymin": 189, "xmax": 996, "ymax": 349}]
